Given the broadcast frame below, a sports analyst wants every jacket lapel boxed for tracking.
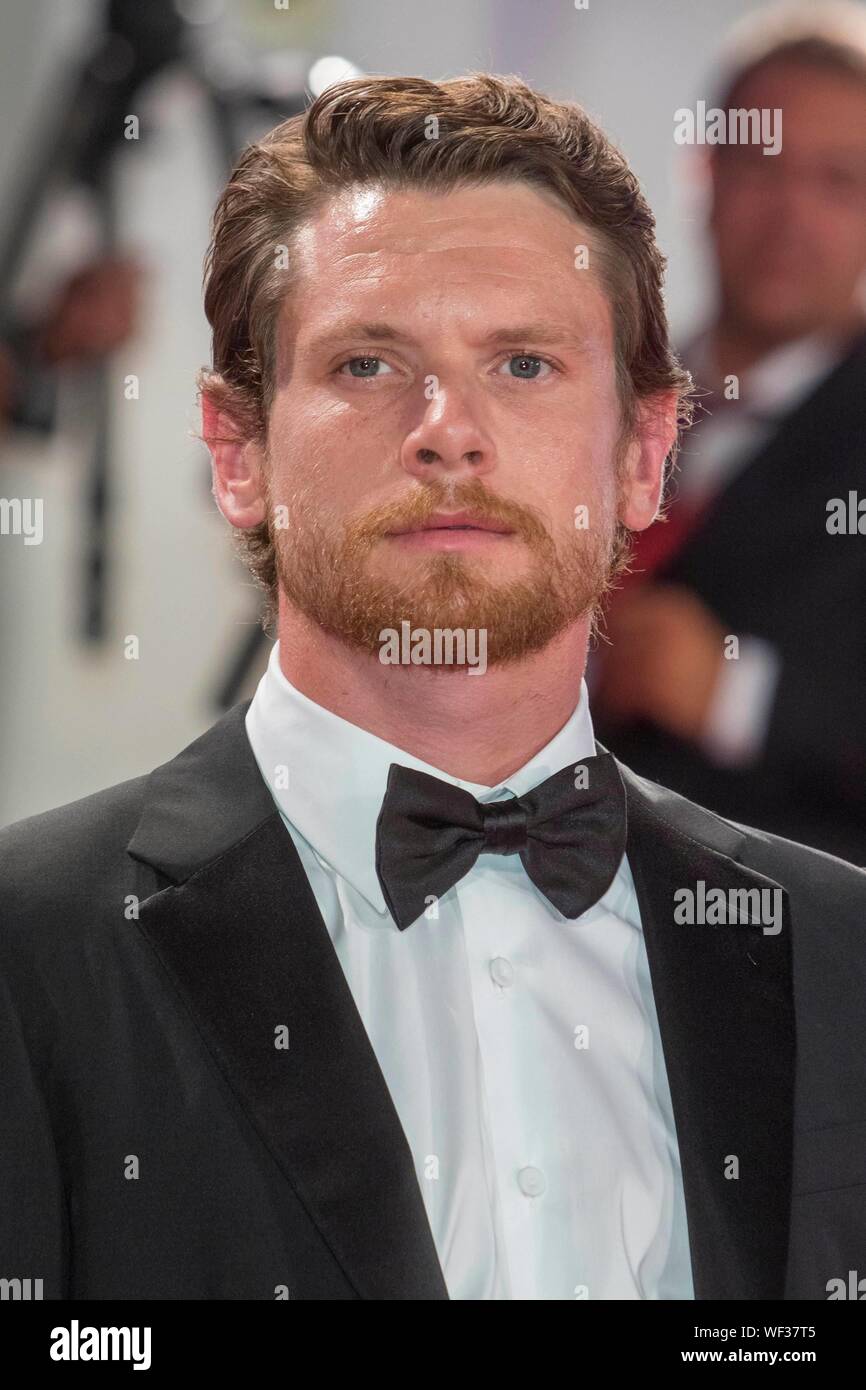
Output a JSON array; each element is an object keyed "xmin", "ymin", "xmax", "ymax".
[
  {"xmin": 127, "ymin": 699, "xmax": 449, "ymax": 1300},
  {"xmin": 610, "ymin": 752, "xmax": 796, "ymax": 1299}
]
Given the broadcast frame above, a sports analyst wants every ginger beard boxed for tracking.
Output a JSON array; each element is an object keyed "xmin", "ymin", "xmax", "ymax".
[{"xmin": 266, "ymin": 460, "xmax": 633, "ymax": 668}]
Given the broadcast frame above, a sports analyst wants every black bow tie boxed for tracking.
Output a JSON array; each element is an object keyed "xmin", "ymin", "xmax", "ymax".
[{"xmin": 375, "ymin": 750, "xmax": 627, "ymax": 931}]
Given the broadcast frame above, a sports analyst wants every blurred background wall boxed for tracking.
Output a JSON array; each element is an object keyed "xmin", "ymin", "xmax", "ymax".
[{"xmin": 0, "ymin": 0, "xmax": 805, "ymax": 823}]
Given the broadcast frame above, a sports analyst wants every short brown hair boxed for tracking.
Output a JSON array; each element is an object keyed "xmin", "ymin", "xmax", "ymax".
[{"xmin": 199, "ymin": 72, "xmax": 694, "ymax": 632}]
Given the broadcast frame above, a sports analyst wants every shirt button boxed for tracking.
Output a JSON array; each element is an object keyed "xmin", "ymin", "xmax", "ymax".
[
  {"xmin": 517, "ymin": 1166, "xmax": 546, "ymax": 1197},
  {"xmin": 489, "ymin": 956, "xmax": 514, "ymax": 988}
]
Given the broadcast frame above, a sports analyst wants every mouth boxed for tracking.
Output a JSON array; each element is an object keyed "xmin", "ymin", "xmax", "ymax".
[{"xmin": 385, "ymin": 511, "xmax": 515, "ymax": 539}]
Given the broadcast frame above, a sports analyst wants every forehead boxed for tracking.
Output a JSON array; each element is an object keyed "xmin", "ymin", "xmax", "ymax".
[
  {"xmin": 730, "ymin": 60, "xmax": 866, "ymax": 147},
  {"xmin": 282, "ymin": 179, "xmax": 614, "ymax": 347}
]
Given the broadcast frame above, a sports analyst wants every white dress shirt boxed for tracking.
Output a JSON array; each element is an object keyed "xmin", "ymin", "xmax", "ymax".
[
  {"xmin": 681, "ymin": 330, "xmax": 843, "ymax": 767},
  {"xmin": 245, "ymin": 640, "xmax": 695, "ymax": 1300}
]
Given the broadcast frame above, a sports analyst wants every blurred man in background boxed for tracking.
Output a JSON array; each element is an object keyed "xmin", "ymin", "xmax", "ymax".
[{"xmin": 592, "ymin": 2, "xmax": 866, "ymax": 866}]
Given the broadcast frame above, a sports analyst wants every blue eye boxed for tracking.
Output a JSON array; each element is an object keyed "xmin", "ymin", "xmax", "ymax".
[
  {"xmin": 339, "ymin": 356, "xmax": 394, "ymax": 378},
  {"xmin": 501, "ymin": 354, "xmax": 554, "ymax": 380}
]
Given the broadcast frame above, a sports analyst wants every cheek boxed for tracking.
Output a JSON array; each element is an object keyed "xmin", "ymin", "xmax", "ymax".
[
  {"xmin": 714, "ymin": 185, "xmax": 776, "ymax": 237},
  {"xmin": 819, "ymin": 219, "xmax": 866, "ymax": 269},
  {"xmin": 267, "ymin": 391, "xmax": 355, "ymax": 485},
  {"xmin": 305, "ymin": 388, "xmax": 398, "ymax": 461},
  {"xmin": 537, "ymin": 438, "xmax": 619, "ymax": 533},
  {"xmin": 715, "ymin": 206, "xmax": 758, "ymax": 254}
]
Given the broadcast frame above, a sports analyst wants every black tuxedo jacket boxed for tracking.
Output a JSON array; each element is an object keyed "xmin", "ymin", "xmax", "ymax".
[
  {"xmin": 1, "ymin": 700, "xmax": 865, "ymax": 1300},
  {"xmin": 594, "ymin": 329, "xmax": 866, "ymax": 867}
]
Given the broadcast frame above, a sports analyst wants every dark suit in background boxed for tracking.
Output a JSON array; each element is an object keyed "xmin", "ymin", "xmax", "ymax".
[{"xmin": 595, "ymin": 330, "xmax": 866, "ymax": 867}]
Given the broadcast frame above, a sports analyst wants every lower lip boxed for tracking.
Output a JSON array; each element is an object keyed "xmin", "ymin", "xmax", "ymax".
[{"xmin": 385, "ymin": 528, "xmax": 515, "ymax": 550}]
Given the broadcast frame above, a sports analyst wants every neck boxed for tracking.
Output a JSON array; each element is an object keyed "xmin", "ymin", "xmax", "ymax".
[{"xmin": 275, "ymin": 606, "xmax": 591, "ymax": 786}]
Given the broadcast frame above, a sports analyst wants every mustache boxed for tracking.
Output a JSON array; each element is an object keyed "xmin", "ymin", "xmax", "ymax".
[{"xmin": 346, "ymin": 478, "xmax": 550, "ymax": 547}]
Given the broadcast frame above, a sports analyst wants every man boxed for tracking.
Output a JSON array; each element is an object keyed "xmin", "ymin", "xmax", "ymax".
[
  {"xmin": 593, "ymin": 3, "xmax": 866, "ymax": 866},
  {"xmin": 1, "ymin": 71, "xmax": 865, "ymax": 1302}
]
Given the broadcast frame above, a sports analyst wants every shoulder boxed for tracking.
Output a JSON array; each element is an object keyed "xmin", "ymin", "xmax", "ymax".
[
  {"xmin": 729, "ymin": 816, "xmax": 866, "ymax": 893},
  {"xmin": 621, "ymin": 757, "xmax": 866, "ymax": 917},
  {"xmin": 0, "ymin": 773, "xmax": 150, "ymax": 884},
  {"xmin": 0, "ymin": 774, "xmax": 152, "ymax": 963},
  {"xmin": 725, "ymin": 815, "xmax": 866, "ymax": 949}
]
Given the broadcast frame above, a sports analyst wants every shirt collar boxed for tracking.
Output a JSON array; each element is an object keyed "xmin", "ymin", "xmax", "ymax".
[{"xmin": 244, "ymin": 639, "xmax": 627, "ymax": 923}]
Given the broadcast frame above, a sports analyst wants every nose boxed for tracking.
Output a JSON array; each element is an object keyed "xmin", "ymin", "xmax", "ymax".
[{"xmin": 400, "ymin": 380, "xmax": 497, "ymax": 482}]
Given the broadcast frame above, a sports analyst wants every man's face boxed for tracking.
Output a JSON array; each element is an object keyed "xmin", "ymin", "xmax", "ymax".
[
  {"xmin": 260, "ymin": 179, "xmax": 641, "ymax": 666},
  {"xmin": 709, "ymin": 61, "xmax": 866, "ymax": 342}
]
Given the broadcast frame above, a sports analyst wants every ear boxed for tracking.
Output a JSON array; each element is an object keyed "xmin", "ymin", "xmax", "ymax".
[
  {"xmin": 617, "ymin": 389, "xmax": 680, "ymax": 532},
  {"xmin": 201, "ymin": 391, "xmax": 267, "ymax": 529}
]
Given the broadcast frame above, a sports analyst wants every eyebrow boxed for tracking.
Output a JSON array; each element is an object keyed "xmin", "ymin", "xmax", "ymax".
[{"xmin": 305, "ymin": 319, "xmax": 593, "ymax": 355}]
